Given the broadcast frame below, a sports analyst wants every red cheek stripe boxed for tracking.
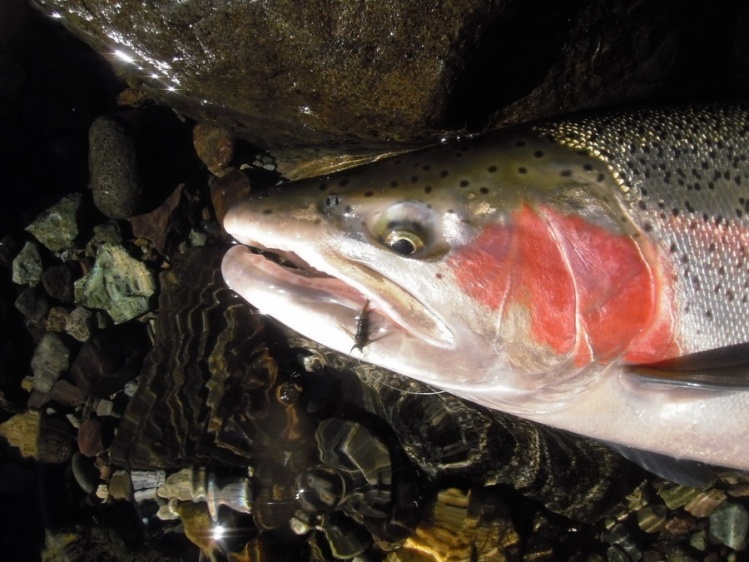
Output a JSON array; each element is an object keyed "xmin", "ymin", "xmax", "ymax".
[{"xmin": 448, "ymin": 204, "xmax": 677, "ymax": 366}]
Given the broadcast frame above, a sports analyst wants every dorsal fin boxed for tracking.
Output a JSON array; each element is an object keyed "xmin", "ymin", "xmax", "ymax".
[{"xmin": 624, "ymin": 343, "xmax": 749, "ymax": 390}]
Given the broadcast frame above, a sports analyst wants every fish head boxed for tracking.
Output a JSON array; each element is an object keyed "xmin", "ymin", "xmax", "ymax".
[{"xmin": 222, "ymin": 133, "xmax": 644, "ymax": 410}]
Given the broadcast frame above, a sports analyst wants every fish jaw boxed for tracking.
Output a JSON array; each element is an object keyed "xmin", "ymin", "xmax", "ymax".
[{"xmin": 222, "ymin": 196, "xmax": 505, "ymax": 390}]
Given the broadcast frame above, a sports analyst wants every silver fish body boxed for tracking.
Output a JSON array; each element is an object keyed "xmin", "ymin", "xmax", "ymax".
[{"xmin": 222, "ymin": 103, "xmax": 749, "ymax": 473}]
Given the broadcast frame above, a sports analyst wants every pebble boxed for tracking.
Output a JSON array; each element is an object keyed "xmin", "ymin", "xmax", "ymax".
[
  {"xmin": 14, "ymin": 287, "xmax": 50, "ymax": 323},
  {"xmin": 74, "ymin": 243, "xmax": 157, "ymax": 324},
  {"xmin": 192, "ymin": 122, "xmax": 234, "ymax": 175},
  {"xmin": 71, "ymin": 452, "xmax": 98, "ymax": 494},
  {"xmin": 128, "ymin": 184, "xmax": 194, "ymax": 255},
  {"xmin": 709, "ymin": 502, "xmax": 748, "ymax": 550},
  {"xmin": 37, "ymin": 415, "xmax": 75, "ymax": 464},
  {"xmin": 24, "ymin": 192, "xmax": 83, "ymax": 252},
  {"xmin": 658, "ymin": 483, "xmax": 702, "ymax": 510},
  {"xmin": 69, "ymin": 321, "xmax": 150, "ymax": 398},
  {"xmin": 77, "ymin": 419, "xmax": 104, "ymax": 457},
  {"xmin": 46, "ymin": 380, "xmax": 85, "ymax": 407},
  {"xmin": 684, "ymin": 488, "xmax": 727, "ymax": 518},
  {"xmin": 41, "ymin": 264, "xmax": 75, "ymax": 303},
  {"xmin": 637, "ymin": 504, "xmax": 668, "ymax": 534},
  {"xmin": 65, "ymin": 306, "xmax": 97, "ymax": 342},
  {"xmin": 12, "ymin": 240, "xmax": 42, "ymax": 286},
  {"xmin": 88, "ymin": 114, "xmax": 144, "ymax": 219},
  {"xmin": 91, "ymin": 220, "xmax": 124, "ymax": 246},
  {"xmin": 45, "ymin": 305, "xmax": 69, "ymax": 332},
  {"xmin": 30, "ymin": 332, "xmax": 71, "ymax": 394}
]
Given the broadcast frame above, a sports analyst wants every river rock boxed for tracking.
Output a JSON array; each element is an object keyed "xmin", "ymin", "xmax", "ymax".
[
  {"xmin": 24, "ymin": 192, "xmax": 83, "ymax": 252},
  {"xmin": 30, "ymin": 332, "xmax": 71, "ymax": 395},
  {"xmin": 74, "ymin": 243, "xmax": 156, "ymax": 324},
  {"xmin": 14, "ymin": 287, "xmax": 50, "ymax": 324},
  {"xmin": 29, "ymin": 1, "xmax": 749, "ymax": 174},
  {"xmin": 11, "ymin": 240, "xmax": 42, "ymax": 286},
  {"xmin": 709, "ymin": 502, "xmax": 748, "ymax": 550},
  {"xmin": 88, "ymin": 114, "xmax": 144, "ymax": 219},
  {"xmin": 41, "ymin": 264, "xmax": 75, "ymax": 303},
  {"xmin": 65, "ymin": 306, "xmax": 97, "ymax": 342}
]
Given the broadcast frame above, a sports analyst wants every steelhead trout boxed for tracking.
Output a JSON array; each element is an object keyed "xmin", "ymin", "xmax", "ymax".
[{"xmin": 221, "ymin": 103, "xmax": 749, "ymax": 475}]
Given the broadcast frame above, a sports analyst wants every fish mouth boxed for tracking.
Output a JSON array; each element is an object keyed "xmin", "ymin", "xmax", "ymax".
[{"xmin": 222, "ymin": 242, "xmax": 455, "ymax": 352}]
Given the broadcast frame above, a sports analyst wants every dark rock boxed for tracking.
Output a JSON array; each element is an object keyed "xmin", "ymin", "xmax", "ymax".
[
  {"xmin": 44, "ymin": 305, "xmax": 69, "ymax": 332},
  {"xmin": 41, "ymin": 264, "xmax": 75, "ymax": 303},
  {"xmin": 128, "ymin": 184, "xmax": 197, "ymax": 254},
  {"xmin": 14, "ymin": 287, "xmax": 50, "ymax": 324},
  {"xmin": 11, "ymin": 240, "xmax": 42, "ymax": 286},
  {"xmin": 77, "ymin": 419, "xmax": 104, "ymax": 457},
  {"xmin": 71, "ymin": 451, "xmax": 98, "ymax": 494},
  {"xmin": 47, "ymin": 379, "xmax": 86, "ymax": 407},
  {"xmin": 709, "ymin": 502, "xmax": 748, "ymax": 550},
  {"xmin": 69, "ymin": 321, "xmax": 150, "ymax": 399},
  {"xmin": 30, "ymin": 332, "xmax": 71, "ymax": 395},
  {"xmin": 91, "ymin": 220, "xmax": 124, "ymax": 246},
  {"xmin": 193, "ymin": 122, "xmax": 234, "ymax": 175},
  {"xmin": 30, "ymin": 1, "xmax": 749, "ymax": 172},
  {"xmin": 88, "ymin": 114, "xmax": 145, "ymax": 219},
  {"xmin": 37, "ymin": 415, "xmax": 75, "ymax": 464}
]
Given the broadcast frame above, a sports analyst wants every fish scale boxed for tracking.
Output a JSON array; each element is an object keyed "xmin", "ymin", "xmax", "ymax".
[
  {"xmin": 222, "ymin": 102, "xmax": 749, "ymax": 474},
  {"xmin": 535, "ymin": 104, "xmax": 749, "ymax": 351}
]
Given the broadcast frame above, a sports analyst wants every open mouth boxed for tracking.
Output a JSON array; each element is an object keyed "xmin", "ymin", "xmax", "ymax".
[{"xmin": 223, "ymin": 241, "xmax": 455, "ymax": 350}]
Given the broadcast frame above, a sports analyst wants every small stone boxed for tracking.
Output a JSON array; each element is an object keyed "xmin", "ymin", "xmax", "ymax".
[
  {"xmin": 65, "ymin": 306, "xmax": 97, "ymax": 342},
  {"xmin": 658, "ymin": 483, "xmax": 702, "ymax": 510},
  {"xmin": 606, "ymin": 545, "xmax": 630, "ymax": 562},
  {"xmin": 24, "ymin": 193, "xmax": 83, "ymax": 252},
  {"xmin": 709, "ymin": 502, "xmax": 748, "ymax": 550},
  {"xmin": 69, "ymin": 322, "xmax": 150, "ymax": 398},
  {"xmin": 77, "ymin": 419, "xmax": 104, "ymax": 457},
  {"xmin": 89, "ymin": 114, "xmax": 145, "ymax": 219},
  {"xmin": 193, "ymin": 122, "xmax": 234, "ymax": 175},
  {"xmin": 95, "ymin": 399, "xmax": 114, "ymax": 417},
  {"xmin": 91, "ymin": 220, "xmax": 124, "ymax": 246},
  {"xmin": 46, "ymin": 380, "xmax": 85, "ymax": 407},
  {"xmin": 664, "ymin": 544, "xmax": 699, "ymax": 562},
  {"xmin": 108, "ymin": 470, "xmax": 134, "ymax": 501},
  {"xmin": 188, "ymin": 228, "xmax": 208, "ymax": 247},
  {"xmin": 14, "ymin": 287, "xmax": 50, "ymax": 323},
  {"xmin": 45, "ymin": 306, "xmax": 69, "ymax": 332},
  {"xmin": 12, "ymin": 240, "xmax": 42, "ymax": 286},
  {"xmin": 37, "ymin": 415, "xmax": 75, "ymax": 464},
  {"xmin": 71, "ymin": 452, "xmax": 98, "ymax": 494},
  {"xmin": 637, "ymin": 504, "xmax": 668, "ymax": 534},
  {"xmin": 128, "ymin": 184, "xmax": 194, "ymax": 254},
  {"xmin": 689, "ymin": 529, "xmax": 708, "ymax": 551},
  {"xmin": 684, "ymin": 488, "xmax": 727, "ymax": 518},
  {"xmin": 30, "ymin": 332, "xmax": 71, "ymax": 395},
  {"xmin": 664, "ymin": 514, "xmax": 696, "ymax": 538},
  {"xmin": 41, "ymin": 264, "xmax": 75, "ymax": 303},
  {"xmin": 74, "ymin": 243, "xmax": 157, "ymax": 324}
]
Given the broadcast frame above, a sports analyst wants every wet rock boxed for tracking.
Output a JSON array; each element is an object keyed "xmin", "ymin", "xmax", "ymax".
[
  {"xmin": 46, "ymin": 379, "xmax": 86, "ymax": 407},
  {"xmin": 74, "ymin": 243, "xmax": 157, "ymax": 324},
  {"xmin": 637, "ymin": 504, "xmax": 668, "ymax": 534},
  {"xmin": 88, "ymin": 114, "xmax": 144, "ymax": 219},
  {"xmin": 209, "ymin": 169, "xmax": 252, "ymax": 227},
  {"xmin": 684, "ymin": 488, "xmax": 727, "ymax": 518},
  {"xmin": 37, "ymin": 415, "xmax": 75, "ymax": 464},
  {"xmin": 658, "ymin": 483, "xmax": 702, "ymax": 510},
  {"xmin": 29, "ymin": 332, "xmax": 71, "ymax": 395},
  {"xmin": 0, "ymin": 410, "xmax": 40, "ymax": 459},
  {"xmin": 91, "ymin": 220, "xmax": 124, "ymax": 246},
  {"xmin": 14, "ymin": 287, "xmax": 50, "ymax": 323},
  {"xmin": 24, "ymin": 192, "xmax": 83, "ymax": 252},
  {"xmin": 709, "ymin": 502, "xmax": 748, "ymax": 550},
  {"xmin": 77, "ymin": 419, "xmax": 104, "ymax": 457},
  {"xmin": 64, "ymin": 306, "xmax": 97, "ymax": 342},
  {"xmin": 44, "ymin": 305, "xmax": 69, "ymax": 332},
  {"xmin": 71, "ymin": 451, "xmax": 98, "ymax": 494},
  {"xmin": 41, "ymin": 264, "xmax": 75, "ymax": 303},
  {"xmin": 193, "ymin": 122, "xmax": 234, "ymax": 175},
  {"xmin": 69, "ymin": 321, "xmax": 150, "ymax": 398},
  {"xmin": 128, "ymin": 184, "xmax": 198, "ymax": 254},
  {"xmin": 11, "ymin": 240, "xmax": 42, "ymax": 286}
]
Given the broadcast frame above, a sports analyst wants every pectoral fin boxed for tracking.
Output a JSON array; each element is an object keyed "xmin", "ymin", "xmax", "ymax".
[{"xmin": 624, "ymin": 343, "xmax": 749, "ymax": 390}]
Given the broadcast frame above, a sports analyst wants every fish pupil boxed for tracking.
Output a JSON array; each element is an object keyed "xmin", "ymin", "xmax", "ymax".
[{"xmin": 390, "ymin": 238, "xmax": 416, "ymax": 255}]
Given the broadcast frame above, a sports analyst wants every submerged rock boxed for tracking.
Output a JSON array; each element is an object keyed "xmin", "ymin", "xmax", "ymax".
[
  {"xmin": 74, "ymin": 243, "xmax": 157, "ymax": 324},
  {"xmin": 11, "ymin": 240, "xmax": 42, "ymax": 286},
  {"xmin": 24, "ymin": 192, "xmax": 83, "ymax": 252}
]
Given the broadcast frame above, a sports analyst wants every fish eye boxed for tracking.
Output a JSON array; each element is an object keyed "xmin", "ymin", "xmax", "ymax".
[
  {"xmin": 384, "ymin": 230, "xmax": 424, "ymax": 255},
  {"xmin": 370, "ymin": 201, "xmax": 446, "ymax": 259}
]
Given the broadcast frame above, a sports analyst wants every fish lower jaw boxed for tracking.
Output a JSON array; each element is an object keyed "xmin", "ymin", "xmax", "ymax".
[{"xmin": 221, "ymin": 244, "xmax": 454, "ymax": 351}]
